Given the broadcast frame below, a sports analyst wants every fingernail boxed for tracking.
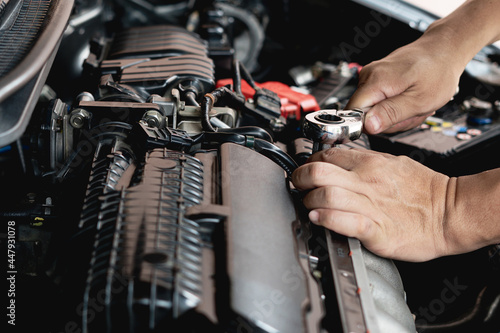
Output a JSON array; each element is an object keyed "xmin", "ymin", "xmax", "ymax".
[
  {"xmin": 366, "ymin": 114, "xmax": 381, "ymax": 133},
  {"xmin": 309, "ymin": 210, "xmax": 319, "ymax": 223}
]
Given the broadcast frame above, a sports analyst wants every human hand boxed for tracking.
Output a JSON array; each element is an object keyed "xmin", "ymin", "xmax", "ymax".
[
  {"xmin": 292, "ymin": 148, "xmax": 452, "ymax": 262},
  {"xmin": 346, "ymin": 37, "xmax": 463, "ymax": 134}
]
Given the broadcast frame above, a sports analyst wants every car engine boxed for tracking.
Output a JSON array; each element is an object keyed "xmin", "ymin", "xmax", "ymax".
[{"xmin": 1, "ymin": 1, "xmax": 499, "ymax": 332}]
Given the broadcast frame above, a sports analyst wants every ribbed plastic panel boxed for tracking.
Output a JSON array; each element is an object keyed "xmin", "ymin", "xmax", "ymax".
[
  {"xmin": 100, "ymin": 25, "xmax": 215, "ymax": 95},
  {"xmin": 116, "ymin": 54, "xmax": 215, "ymax": 86},
  {"xmin": 82, "ymin": 147, "xmax": 205, "ymax": 332},
  {"xmin": 0, "ymin": 0, "xmax": 51, "ymax": 77},
  {"xmin": 108, "ymin": 25, "xmax": 208, "ymax": 59}
]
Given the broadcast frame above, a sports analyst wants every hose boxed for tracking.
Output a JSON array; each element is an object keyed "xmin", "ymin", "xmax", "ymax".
[
  {"xmin": 218, "ymin": 126, "xmax": 273, "ymax": 142},
  {"xmin": 192, "ymin": 132, "xmax": 296, "ymax": 177},
  {"xmin": 199, "ymin": 132, "xmax": 246, "ymax": 147},
  {"xmin": 201, "ymin": 86, "xmax": 245, "ymax": 132},
  {"xmin": 253, "ymin": 138, "xmax": 298, "ymax": 177}
]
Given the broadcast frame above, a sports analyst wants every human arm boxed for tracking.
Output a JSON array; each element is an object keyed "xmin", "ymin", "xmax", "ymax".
[
  {"xmin": 291, "ymin": 148, "xmax": 500, "ymax": 262},
  {"xmin": 347, "ymin": 0, "xmax": 500, "ymax": 134}
]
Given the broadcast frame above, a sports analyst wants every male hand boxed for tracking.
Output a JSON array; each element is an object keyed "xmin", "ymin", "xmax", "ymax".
[
  {"xmin": 346, "ymin": 37, "xmax": 463, "ymax": 134},
  {"xmin": 292, "ymin": 148, "xmax": 452, "ymax": 262}
]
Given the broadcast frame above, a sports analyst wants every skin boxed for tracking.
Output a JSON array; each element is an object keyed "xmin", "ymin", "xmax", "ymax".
[
  {"xmin": 347, "ymin": 0, "xmax": 500, "ymax": 134},
  {"xmin": 292, "ymin": 0, "xmax": 500, "ymax": 262}
]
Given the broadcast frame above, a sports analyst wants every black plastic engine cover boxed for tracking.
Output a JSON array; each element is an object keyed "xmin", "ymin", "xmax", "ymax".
[
  {"xmin": 71, "ymin": 137, "xmax": 323, "ymax": 333},
  {"xmin": 220, "ymin": 143, "xmax": 323, "ymax": 332}
]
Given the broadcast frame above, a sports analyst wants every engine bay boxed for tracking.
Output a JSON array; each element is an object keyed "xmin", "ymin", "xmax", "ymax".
[{"xmin": 1, "ymin": 1, "xmax": 500, "ymax": 332}]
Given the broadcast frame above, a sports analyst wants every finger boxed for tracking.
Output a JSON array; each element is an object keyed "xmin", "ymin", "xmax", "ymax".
[
  {"xmin": 362, "ymin": 92, "xmax": 426, "ymax": 134},
  {"xmin": 307, "ymin": 147, "xmax": 380, "ymax": 171},
  {"xmin": 345, "ymin": 75, "xmax": 387, "ymax": 111},
  {"xmin": 302, "ymin": 186, "xmax": 375, "ymax": 215},
  {"xmin": 292, "ymin": 162, "xmax": 356, "ymax": 191},
  {"xmin": 383, "ymin": 112, "xmax": 433, "ymax": 133},
  {"xmin": 309, "ymin": 208, "xmax": 395, "ymax": 259},
  {"xmin": 308, "ymin": 208, "xmax": 378, "ymax": 242}
]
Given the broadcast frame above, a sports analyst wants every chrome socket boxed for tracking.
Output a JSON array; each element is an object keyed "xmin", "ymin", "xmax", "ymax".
[{"xmin": 303, "ymin": 109, "xmax": 364, "ymax": 151}]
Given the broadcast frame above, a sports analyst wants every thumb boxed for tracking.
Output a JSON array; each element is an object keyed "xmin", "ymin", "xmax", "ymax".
[
  {"xmin": 345, "ymin": 81, "xmax": 389, "ymax": 134},
  {"xmin": 363, "ymin": 93, "xmax": 421, "ymax": 134}
]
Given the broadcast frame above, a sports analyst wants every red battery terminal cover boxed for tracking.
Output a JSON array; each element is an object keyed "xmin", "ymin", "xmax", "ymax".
[
  {"xmin": 348, "ymin": 62, "xmax": 363, "ymax": 74},
  {"xmin": 216, "ymin": 78, "xmax": 320, "ymax": 120}
]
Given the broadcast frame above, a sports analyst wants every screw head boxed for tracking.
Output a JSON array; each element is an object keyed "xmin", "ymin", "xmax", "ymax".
[{"xmin": 69, "ymin": 109, "xmax": 90, "ymax": 128}]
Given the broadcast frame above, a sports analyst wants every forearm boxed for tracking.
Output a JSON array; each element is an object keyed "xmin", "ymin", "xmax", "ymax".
[
  {"xmin": 420, "ymin": 0, "xmax": 500, "ymax": 71},
  {"xmin": 444, "ymin": 168, "xmax": 500, "ymax": 255}
]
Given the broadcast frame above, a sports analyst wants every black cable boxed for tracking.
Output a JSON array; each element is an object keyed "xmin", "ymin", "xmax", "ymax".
[
  {"xmin": 193, "ymin": 131, "xmax": 296, "ymax": 176},
  {"xmin": 218, "ymin": 126, "xmax": 273, "ymax": 142},
  {"xmin": 200, "ymin": 132, "xmax": 246, "ymax": 147},
  {"xmin": 238, "ymin": 60, "xmax": 259, "ymax": 90},
  {"xmin": 98, "ymin": 81, "xmax": 146, "ymax": 103},
  {"xmin": 201, "ymin": 86, "xmax": 246, "ymax": 132},
  {"xmin": 231, "ymin": 59, "xmax": 262, "ymax": 97},
  {"xmin": 202, "ymin": 59, "xmax": 271, "ymax": 133},
  {"xmin": 253, "ymin": 138, "xmax": 298, "ymax": 177},
  {"xmin": 201, "ymin": 93, "xmax": 217, "ymax": 132},
  {"xmin": 232, "ymin": 59, "xmax": 243, "ymax": 96}
]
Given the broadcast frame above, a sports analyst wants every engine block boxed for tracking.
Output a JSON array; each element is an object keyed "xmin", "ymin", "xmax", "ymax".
[{"xmin": 0, "ymin": 2, "xmax": 436, "ymax": 333}]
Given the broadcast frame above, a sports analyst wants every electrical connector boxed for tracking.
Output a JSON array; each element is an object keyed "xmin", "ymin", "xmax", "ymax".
[{"xmin": 253, "ymin": 87, "xmax": 281, "ymax": 119}]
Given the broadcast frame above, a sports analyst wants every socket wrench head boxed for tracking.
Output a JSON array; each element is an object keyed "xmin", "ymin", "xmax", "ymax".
[{"xmin": 303, "ymin": 109, "xmax": 364, "ymax": 146}]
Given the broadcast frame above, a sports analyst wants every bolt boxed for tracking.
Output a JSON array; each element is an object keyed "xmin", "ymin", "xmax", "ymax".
[
  {"xmin": 69, "ymin": 108, "xmax": 91, "ymax": 128},
  {"xmin": 142, "ymin": 110, "xmax": 166, "ymax": 128},
  {"xmin": 270, "ymin": 118, "xmax": 285, "ymax": 132}
]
